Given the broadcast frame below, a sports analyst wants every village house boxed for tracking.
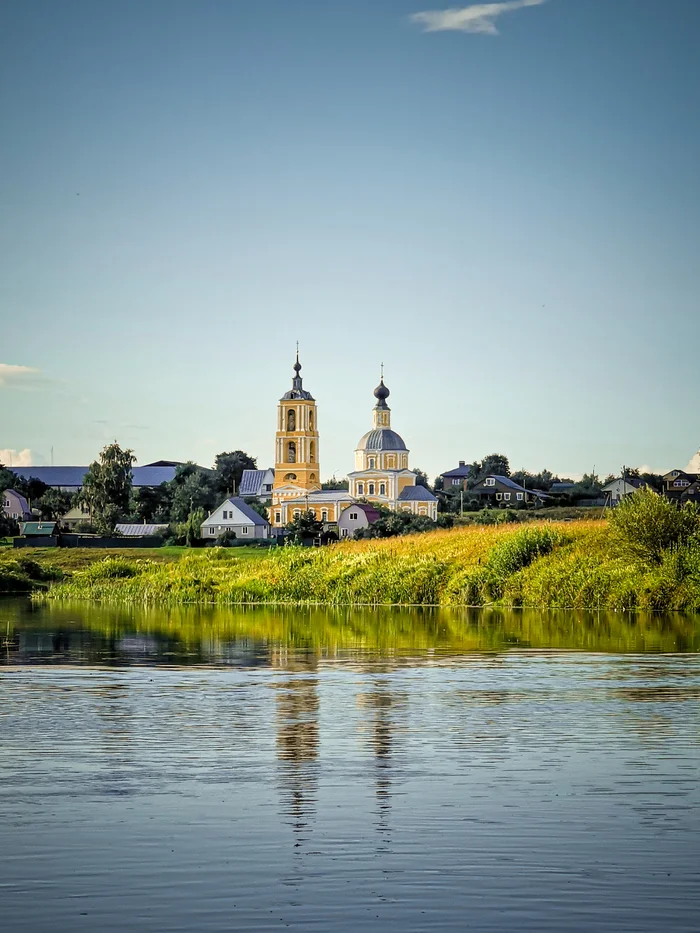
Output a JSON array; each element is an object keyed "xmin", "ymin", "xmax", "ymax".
[
  {"xmin": 602, "ymin": 475, "xmax": 647, "ymax": 506},
  {"xmin": 470, "ymin": 475, "xmax": 546, "ymax": 507},
  {"xmin": 439, "ymin": 461, "xmax": 473, "ymax": 490},
  {"xmin": 2, "ymin": 489, "xmax": 33, "ymax": 522},
  {"xmin": 337, "ymin": 503, "xmax": 381, "ymax": 539},
  {"xmin": 200, "ymin": 497, "xmax": 270, "ymax": 540},
  {"xmin": 663, "ymin": 469, "xmax": 698, "ymax": 501},
  {"xmin": 239, "ymin": 468, "xmax": 275, "ymax": 500}
]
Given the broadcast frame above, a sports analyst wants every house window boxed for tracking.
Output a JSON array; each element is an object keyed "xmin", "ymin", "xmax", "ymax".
[
  {"xmin": 504, "ymin": 493, "xmax": 511, "ymax": 501},
  {"xmin": 242, "ymin": 527, "xmax": 248, "ymax": 535},
  {"xmin": 516, "ymin": 493, "xmax": 524, "ymax": 501},
  {"xmin": 380, "ymin": 483, "xmax": 386, "ymax": 496},
  {"xmin": 452, "ymin": 479, "xmax": 459, "ymax": 486},
  {"xmin": 209, "ymin": 528, "xmax": 215, "ymax": 535},
  {"xmin": 358, "ymin": 483, "xmax": 364, "ymax": 495},
  {"xmin": 485, "ymin": 478, "xmax": 496, "ymax": 486},
  {"xmin": 496, "ymin": 493, "xmax": 502, "ymax": 500},
  {"xmin": 223, "ymin": 510, "xmax": 228, "ymax": 519},
  {"xmin": 369, "ymin": 483, "xmax": 375, "ymax": 495},
  {"xmin": 350, "ymin": 512, "xmax": 358, "ymax": 520}
]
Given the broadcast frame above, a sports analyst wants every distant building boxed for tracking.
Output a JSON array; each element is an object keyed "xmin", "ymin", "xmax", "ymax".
[
  {"xmin": 337, "ymin": 503, "xmax": 381, "ymax": 539},
  {"xmin": 11, "ymin": 465, "xmax": 182, "ymax": 492},
  {"xmin": 115, "ymin": 523, "xmax": 169, "ymax": 537},
  {"xmin": 663, "ymin": 470, "xmax": 698, "ymax": 501},
  {"xmin": 19, "ymin": 521, "xmax": 57, "ymax": 539},
  {"xmin": 471, "ymin": 475, "xmax": 546, "ymax": 506},
  {"xmin": 2, "ymin": 489, "xmax": 33, "ymax": 522},
  {"xmin": 239, "ymin": 468, "xmax": 275, "ymax": 500},
  {"xmin": 201, "ymin": 497, "xmax": 270, "ymax": 540},
  {"xmin": 602, "ymin": 476, "xmax": 646, "ymax": 507},
  {"xmin": 60, "ymin": 502, "xmax": 92, "ymax": 529},
  {"xmin": 440, "ymin": 461, "xmax": 473, "ymax": 490}
]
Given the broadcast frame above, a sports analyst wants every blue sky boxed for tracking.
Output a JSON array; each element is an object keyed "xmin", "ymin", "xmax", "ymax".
[{"xmin": 2, "ymin": 0, "xmax": 699, "ymax": 480}]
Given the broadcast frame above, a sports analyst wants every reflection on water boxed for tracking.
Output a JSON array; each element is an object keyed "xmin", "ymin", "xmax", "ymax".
[
  {"xmin": 1, "ymin": 599, "xmax": 699, "ymax": 932},
  {"xmin": 2, "ymin": 598, "xmax": 700, "ymax": 667}
]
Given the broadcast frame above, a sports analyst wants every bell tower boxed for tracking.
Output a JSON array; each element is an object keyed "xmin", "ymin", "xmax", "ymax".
[{"xmin": 272, "ymin": 351, "xmax": 321, "ymax": 494}]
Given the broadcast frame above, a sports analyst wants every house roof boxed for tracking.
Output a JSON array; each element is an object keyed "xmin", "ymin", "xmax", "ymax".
[
  {"xmin": 115, "ymin": 524, "xmax": 169, "ymax": 536},
  {"xmin": 550, "ymin": 482, "xmax": 575, "ymax": 492},
  {"xmin": 476, "ymin": 475, "xmax": 547, "ymax": 498},
  {"xmin": 441, "ymin": 465, "xmax": 472, "ymax": 479},
  {"xmin": 20, "ymin": 521, "xmax": 56, "ymax": 536},
  {"xmin": 397, "ymin": 485, "xmax": 438, "ymax": 502},
  {"xmin": 239, "ymin": 469, "xmax": 273, "ymax": 497},
  {"xmin": 3, "ymin": 489, "xmax": 30, "ymax": 515},
  {"xmin": 203, "ymin": 497, "xmax": 269, "ymax": 527},
  {"xmin": 344, "ymin": 503, "xmax": 381, "ymax": 523},
  {"xmin": 12, "ymin": 465, "xmax": 180, "ymax": 488}
]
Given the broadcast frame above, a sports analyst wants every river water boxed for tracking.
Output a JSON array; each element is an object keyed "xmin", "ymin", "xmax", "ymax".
[{"xmin": 1, "ymin": 599, "xmax": 699, "ymax": 932}]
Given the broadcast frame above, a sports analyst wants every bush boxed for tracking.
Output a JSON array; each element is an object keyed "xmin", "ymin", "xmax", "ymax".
[
  {"xmin": 216, "ymin": 529, "xmax": 238, "ymax": 547},
  {"xmin": 609, "ymin": 488, "xmax": 700, "ymax": 565},
  {"xmin": 81, "ymin": 557, "xmax": 140, "ymax": 581}
]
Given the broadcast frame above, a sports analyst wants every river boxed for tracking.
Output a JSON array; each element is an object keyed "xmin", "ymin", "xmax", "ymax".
[{"xmin": 1, "ymin": 599, "xmax": 699, "ymax": 932}]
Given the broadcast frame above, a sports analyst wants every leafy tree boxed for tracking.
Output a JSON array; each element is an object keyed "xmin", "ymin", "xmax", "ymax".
[
  {"xmin": 80, "ymin": 442, "xmax": 135, "ymax": 533},
  {"xmin": 170, "ymin": 468, "xmax": 219, "ymax": 523},
  {"xmin": 0, "ymin": 513, "xmax": 19, "ymax": 537},
  {"xmin": 244, "ymin": 498, "xmax": 269, "ymax": 520},
  {"xmin": 322, "ymin": 476, "xmax": 349, "ymax": 490},
  {"xmin": 610, "ymin": 488, "xmax": 700, "ymax": 565},
  {"xmin": 0, "ymin": 464, "xmax": 18, "ymax": 494},
  {"xmin": 413, "ymin": 468, "xmax": 431, "ymax": 489},
  {"xmin": 639, "ymin": 472, "xmax": 664, "ymax": 493},
  {"xmin": 214, "ymin": 450, "xmax": 257, "ymax": 496},
  {"xmin": 286, "ymin": 510, "xmax": 324, "ymax": 543},
  {"xmin": 479, "ymin": 454, "xmax": 510, "ymax": 480},
  {"xmin": 37, "ymin": 488, "xmax": 72, "ymax": 521},
  {"xmin": 355, "ymin": 504, "xmax": 436, "ymax": 539},
  {"xmin": 178, "ymin": 508, "xmax": 206, "ymax": 547},
  {"xmin": 132, "ymin": 483, "xmax": 173, "ymax": 523}
]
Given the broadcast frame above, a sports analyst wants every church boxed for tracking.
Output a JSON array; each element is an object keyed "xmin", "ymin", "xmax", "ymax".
[{"xmin": 269, "ymin": 355, "xmax": 437, "ymax": 529}]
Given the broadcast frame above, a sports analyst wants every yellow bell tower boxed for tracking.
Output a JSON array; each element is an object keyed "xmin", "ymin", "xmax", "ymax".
[{"xmin": 272, "ymin": 351, "xmax": 321, "ymax": 498}]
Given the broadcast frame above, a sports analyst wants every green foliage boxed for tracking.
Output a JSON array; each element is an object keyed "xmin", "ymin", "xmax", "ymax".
[
  {"xmin": 81, "ymin": 558, "xmax": 140, "ymax": 581},
  {"xmin": 37, "ymin": 488, "xmax": 72, "ymax": 521},
  {"xmin": 413, "ymin": 468, "xmax": 432, "ymax": 490},
  {"xmin": 214, "ymin": 450, "xmax": 257, "ymax": 497},
  {"xmin": 80, "ymin": 442, "xmax": 135, "ymax": 533},
  {"xmin": 244, "ymin": 499, "xmax": 269, "ymax": 520},
  {"xmin": 170, "ymin": 467, "xmax": 219, "ymax": 523},
  {"xmin": 216, "ymin": 529, "xmax": 238, "ymax": 547},
  {"xmin": 609, "ymin": 488, "xmax": 700, "ymax": 565},
  {"xmin": 178, "ymin": 509, "xmax": 206, "ymax": 548},
  {"xmin": 322, "ymin": 477, "xmax": 349, "ymax": 490},
  {"xmin": 0, "ymin": 513, "xmax": 20, "ymax": 537},
  {"xmin": 286, "ymin": 510, "xmax": 324, "ymax": 543},
  {"xmin": 132, "ymin": 483, "xmax": 173, "ymax": 523}
]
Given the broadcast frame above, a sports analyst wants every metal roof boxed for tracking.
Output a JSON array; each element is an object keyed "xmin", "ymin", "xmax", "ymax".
[
  {"xmin": 283, "ymin": 490, "xmax": 355, "ymax": 504},
  {"xmin": 210, "ymin": 497, "xmax": 269, "ymax": 526},
  {"xmin": 12, "ymin": 465, "xmax": 178, "ymax": 488},
  {"xmin": 20, "ymin": 521, "xmax": 56, "ymax": 536},
  {"xmin": 115, "ymin": 524, "xmax": 169, "ymax": 536},
  {"xmin": 239, "ymin": 469, "xmax": 273, "ymax": 497},
  {"xmin": 477, "ymin": 475, "xmax": 548, "ymax": 498},
  {"xmin": 441, "ymin": 465, "xmax": 472, "ymax": 478},
  {"xmin": 397, "ymin": 486, "xmax": 437, "ymax": 501},
  {"xmin": 356, "ymin": 429, "xmax": 407, "ymax": 452}
]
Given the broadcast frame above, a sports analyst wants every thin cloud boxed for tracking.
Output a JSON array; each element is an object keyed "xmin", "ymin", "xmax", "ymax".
[
  {"xmin": 0, "ymin": 448, "xmax": 35, "ymax": 468},
  {"xmin": 411, "ymin": 0, "xmax": 547, "ymax": 35},
  {"xmin": 0, "ymin": 363, "xmax": 41, "ymax": 388}
]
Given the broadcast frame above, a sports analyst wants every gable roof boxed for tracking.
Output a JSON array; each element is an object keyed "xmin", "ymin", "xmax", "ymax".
[
  {"xmin": 203, "ymin": 497, "xmax": 269, "ymax": 527},
  {"xmin": 397, "ymin": 485, "xmax": 438, "ymax": 502},
  {"xmin": 239, "ymin": 469, "xmax": 274, "ymax": 497},
  {"xmin": 475, "ymin": 475, "xmax": 547, "ymax": 498},
  {"xmin": 441, "ymin": 464, "xmax": 472, "ymax": 479}
]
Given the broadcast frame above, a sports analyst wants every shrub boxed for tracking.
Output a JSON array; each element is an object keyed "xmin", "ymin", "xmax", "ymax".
[
  {"xmin": 216, "ymin": 529, "xmax": 237, "ymax": 547},
  {"xmin": 609, "ymin": 488, "xmax": 700, "ymax": 565},
  {"xmin": 81, "ymin": 557, "xmax": 140, "ymax": 581}
]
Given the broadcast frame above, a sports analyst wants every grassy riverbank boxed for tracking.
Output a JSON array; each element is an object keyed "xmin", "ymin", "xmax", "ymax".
[{"xmin": 24, "ymin": 517, "xmax": 700, "ymax": 610}]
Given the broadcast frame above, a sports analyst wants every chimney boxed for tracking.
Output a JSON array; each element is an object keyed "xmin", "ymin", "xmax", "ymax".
[{"xmin": 459, "ymin": 461, "xmax": 465, "ymax": 467}]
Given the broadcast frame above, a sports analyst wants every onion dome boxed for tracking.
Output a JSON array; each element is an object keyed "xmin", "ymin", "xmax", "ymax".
[
  {"xmin": 281, "ymin": 350, "xmax": 314, "ymax": 401},
  {"xmin": 373, "ymin": 378, "xmax": 390, "ymax": 408}
]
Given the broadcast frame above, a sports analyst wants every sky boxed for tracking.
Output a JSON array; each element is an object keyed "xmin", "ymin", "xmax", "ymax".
[{"xmin": 2, "ymin": 0, "xmax": 699, "ymax": 482}]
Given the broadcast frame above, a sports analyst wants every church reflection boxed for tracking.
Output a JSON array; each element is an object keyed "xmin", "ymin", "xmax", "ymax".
[
  {"xmin": 273, "ymin": 653, "xmax": 319, "ymax": 847},
  {"xmin": 357, "ymin": 677, "xmax": 400, "ymax": 843}
]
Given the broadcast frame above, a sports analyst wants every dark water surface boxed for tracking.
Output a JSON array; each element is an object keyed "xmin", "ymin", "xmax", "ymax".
[{"xmin": 1, "ymin": 600, "xmax": 699, "ymax": 932}]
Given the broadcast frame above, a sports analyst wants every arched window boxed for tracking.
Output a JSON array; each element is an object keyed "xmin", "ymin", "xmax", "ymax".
[
  {"xmin": 287, "ymin": 409, "xmax": 296, "ymax": 432},
  {"xmin": 309, "ymin": 411, "xmax": 314, "ymax": 430},
  {"xmin": 322, "ymin": 510, "xmax": 328, "ymax": 522},
  {"xmin": 309, "ymin": 472, "xmax": 316, "ymax": 481},
  {"xmin": 287, "ymin": 441, "xmax": 296, "ymax": 463},
  {"xmin": 283, "ymin": 472, "xmax": 297, "ymax": 482},
  {"xmin": 380, "ymin": 483, "xmax": 386, "ymax": 496},
  {"xmin": 369, "ymin": 483, "xmax": 375, "ymax": 495},
  {"xmin": 369, "ymin": 458, "xmax": 375, "ymax": 469},
  {"xmin": 293, "ymin": 510, "xmax": 301, "ymax": 518},
  {"xmin": 357, "ymin": 483, "xmax": 364, "ymax": 495},
  {"xmin": 310, "ymin": 441, "xmax": 315, "ymax": 462}
]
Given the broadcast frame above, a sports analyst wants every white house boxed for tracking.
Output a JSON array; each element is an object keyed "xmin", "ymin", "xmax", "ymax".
[
  {"xmin": 337, "ymin": 503, "xmax": 381, "ymax": 539},
  {"xmin": 2, "ymin": 489, "xmax": 32, "ymax": 522},
  {"xmin": 602, "ymin": 476, "xmax": 646, "ymax": 506},
  {"xmin": 201, "ymin": 497, "xmax": 270, "ymax": 540}
]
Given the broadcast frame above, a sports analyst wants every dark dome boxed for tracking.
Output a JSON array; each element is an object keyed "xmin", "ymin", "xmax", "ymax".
[
  {"xmin": 357, "ymin": 428, "xmax": 407, "ymax": 452},
  {"xmin": 374, "ymin": 379, "xmax": 390, "ymax": 403}
]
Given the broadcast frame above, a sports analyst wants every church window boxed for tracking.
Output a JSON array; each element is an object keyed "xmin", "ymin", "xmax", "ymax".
[
  {"xmin": 322, "ymin": 510, "xmax": 328, "ymax": 521},
  {"xmin": 369, "ymin": 483, "xmax": 375, "ymax": 495},
  {"xmin": 310, "ymin": 441, "xmax": 315, "ymax": 462},
  {"xmin": 309, "ymin": 411, "xmax": 314, "ymax": 429},
  {"xmin": 387, "ymin": 456, "xmax": 395, "ymax": 468},
  {"xmin": 309, "ymin": 509, "xmax": 316, "ymax": 518},
  {"xmin": 369, "ymin": 458, "xmax": 375, "ymax": 469},
  {"xmin": 287, "ymin": 441, "xmax": 296, "ymax": 463},
  {"xmin": 287, "ymin": 410, "xmax": 296, "ymax": 431},
  {"xmin": 275, "ymin": 512, "xmax": 281, "ymax": 523},
  {"xmin": 358, "ymin": 483, "xmax": 364, "ymax": 495},
  {"xmin": 294, "ymin": 510, "xmax": 301, "ymax": 518},
  {"xmin": 380, "ymin": 483, "xmax": 386, "ymax": 496},
  {"xmin": 284, "ymin": 472, "xmax": 297, "ymax": 481},
  {"xmin": 310, "ymin": 473, "xmax": 316, "ymax": 481}
]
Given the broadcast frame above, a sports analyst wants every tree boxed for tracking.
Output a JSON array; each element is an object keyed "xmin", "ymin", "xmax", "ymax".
[
  {"xmin": 132, "ymin": 483, "xmax": 173, "ymax": 523},
  {"xmin": 170, "ymin": 469, "xmax": 219, "ymax": 523},
  {"xmin": 479, "ymin": 454, "xmax": 511, "ymax": 480},
  {"xmin": 80, "ymin": 442, "xmax": 135, "ymax": 534},
  {"xmin": 214, "ymin": 450, "xmax": 257, "ymax": 496},
  {"xmin": 413, "ymin": 468, "xmax": 431, "ymax": 489},
  {"xmin": 244, "ymin": 499, "xmax": 269, "ymax": 520},
  {"xmin": 286, "ymin": 510, "xmax": 323, "ymax": 543},
  {"xmin": 610, "ymin": 488, "xmax": 699, "ymax": 565},
  {"xmin": 37, "ymin": 488, "xmax": 72, "ymax": 521},
  {"xmin": 179, "ymin": 508, "xmax": 206, "ymax": 547},
  {"xmin": 323, "ymin": 476, "xmax": 349, "ymax": 490}
]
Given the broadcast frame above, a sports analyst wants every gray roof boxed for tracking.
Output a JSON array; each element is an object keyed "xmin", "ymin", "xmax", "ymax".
[
  {"xmin": 239, "ymin": 469, "xmax": 273, "ymax": 497},
  {"xmin": 441, "ymin": 464, "xmax": 472, "ymax": 478},
  {"xmin": 12, "ymin": 465, "xmax": 179, "ymax": 488},
  {"xmin": 477, "ymin": 475, "xmax": 547, "ymax": 498},
  {"xmin": 224, "ymin": 497, "xmax": 269, "ymax": 526},
  {"xmin": 284, "ymin": 490, "xmax": 354, "ymax": 504},
  {"xmin": 397, "ymin": 485, "xmax": 437, "ymax": 502},
  {"xmin": 356, "ymin": 428, "xmax": 407, "ymax": 452},
  {"xmin": 115, "ymin": 524, "xmax": 169, "ymax": 536}
]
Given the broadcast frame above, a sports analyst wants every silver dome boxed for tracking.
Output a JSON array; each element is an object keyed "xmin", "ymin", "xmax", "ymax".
[{"xmin": 356, "ymin": 428, "xmax": 407, "ymax": 452}]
